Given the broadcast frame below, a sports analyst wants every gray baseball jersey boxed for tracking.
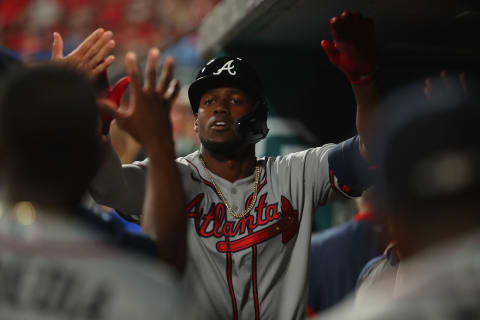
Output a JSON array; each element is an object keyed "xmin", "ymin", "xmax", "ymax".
[
  {"xmin": 90, "ymin": 137, "xmax": 367, "ymax": 320},
  {"xmin": 0, "ymin": 203, "xmax": 194, "ymax": 320}
]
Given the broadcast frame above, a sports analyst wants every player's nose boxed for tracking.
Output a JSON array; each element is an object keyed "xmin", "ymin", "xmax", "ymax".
[{"xmin": 213, "ymin": 99, "xmax": 230, "ymax": 114}]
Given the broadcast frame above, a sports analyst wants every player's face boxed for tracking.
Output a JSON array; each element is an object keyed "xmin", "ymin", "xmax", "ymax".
[{"xmin": 195, "ymin": 87, "xmax": 253, "ymax": 145}]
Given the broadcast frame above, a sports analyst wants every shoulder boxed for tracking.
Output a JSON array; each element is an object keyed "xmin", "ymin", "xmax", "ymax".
[
  {"xmin": 130, "ymin": 152, "xmax": 199, "ymax": 176},
  {"xmin": 264, "ymin": 144, "xmax": 336, "ymax": 168}
]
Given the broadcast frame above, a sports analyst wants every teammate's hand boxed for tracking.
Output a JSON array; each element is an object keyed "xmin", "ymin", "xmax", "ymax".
[
  {"xmin": 321, "ymin": 11, "xmax": 376, "ymax": 84},
  {"xmin": 425, "ymin": 70, "xmax": 468, "ymax": 101},
  {"xmin": 51, "ymin": 28, "xmax": 116, "ymax": 79},
  {"xmin": 99, "ymin": 48, "xmax": 180, "ymax": 149}
]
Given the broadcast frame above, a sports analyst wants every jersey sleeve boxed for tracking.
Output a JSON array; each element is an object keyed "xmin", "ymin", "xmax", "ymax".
[
  {"xmin": 270, "ymin": 144, "xmax": 335, "ymax": 208},
  {"xmin": 327, "ymin": 135, "xmax": 374, "ymax": 198},
  {"xmin": 272, "ymin": 135, "xmax": 373, "ymax": 209},
  {"xmin": 89, "ymin": 140, "xmax": 194, "ymax": 223},
  {"xmin": 89, "ymin": 138, "xmax": 147, "ymax": 222}
]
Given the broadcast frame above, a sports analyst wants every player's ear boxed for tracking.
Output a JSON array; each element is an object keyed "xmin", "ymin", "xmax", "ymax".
[{"xmin": 194, "ymin": 115, "xmax": 199, "ymax": 133}]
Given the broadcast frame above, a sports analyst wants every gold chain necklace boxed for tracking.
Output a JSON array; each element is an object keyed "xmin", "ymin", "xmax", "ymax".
[{"xmin": 199, "ymin": 156, "xmax": 260, "ymax": 219}]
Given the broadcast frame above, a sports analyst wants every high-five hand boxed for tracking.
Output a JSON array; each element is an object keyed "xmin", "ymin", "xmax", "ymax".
[
  {"xmin": 99, "ymin": 48, "xmax": 180, "ymax": 151},
  {"xmin": 321, "ymin": 11, "xmax": 376, "ymax": 85},
  {"xmin": 51, "ymin": 28, "xmax": 116, "ymax": 79}
]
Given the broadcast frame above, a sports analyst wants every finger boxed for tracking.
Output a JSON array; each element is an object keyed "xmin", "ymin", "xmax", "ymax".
[
  {"xmin": 97, "ymin": 98, "xmax": 121, "ymax": 118},
  {"xmin": 440, "ymin": 70, "xmax": 451, "ymax": 91},
  {"xmin": 51, "ymin": 32, "xmax": 64, "ymax": 60},
  {"xmin": 125, "ymin": 52, "xmax": 142, "ymax": 104},
  {"xmin": 341, "ymin": 10, "xmax": 353, "ymax": 24},
  {"xmin": 91, "ymin": 55, "xmax": 116, "ymax": 78},
  {"xmin": 459, "ymin": 72, "xmax": 468, "ymax": 96},
  {"xmin": 352, "ymin": 11, "xmax": 363, "ymax": 22},
  {"xmin": 340, "ymin": 11, "xmax": 354, "ymax": 40},
  {"xmin": 424, "ymin": 77, "xmax": 432, "ymax": 100},
  {"xmin": 156, "ymin": 56, "xmax": 175, "ymax": 94},
  {"xmin": 321, "ymin": 40, "xmax": 338, "ymax": 63},
  {"xmin": 144, "ymin": 48, "xmax": 160, "ymax": 92},
  {"xmin": 89, "ymin": 39, "xmax": 116, "ymax": 69},
  {"xmin": 88, "ymin": 34, "xmax": 116, "ymax": 68},
  {"xmin": 341, "ymin": 10, "xmax": 352, "ymax": 19},
  {"xmin": 84, "ymin": 30, "xmax": 113, "ymax": 60},
  {"xmin": 329, "ymin": 16, "xmax": 344, "ymax": 41},
  {"xmin": 165, "ymin": 79, "xmax": 180, "ymax": 109},
  {"xmin": 72, "ymin": 28, "xmax": 105, "ymax": 57}
]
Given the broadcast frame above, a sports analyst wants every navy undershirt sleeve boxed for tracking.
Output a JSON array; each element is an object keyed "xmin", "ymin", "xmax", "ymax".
[{"xmin": 327, "ymin": 135, "xmax": 374, "ymax": 197}]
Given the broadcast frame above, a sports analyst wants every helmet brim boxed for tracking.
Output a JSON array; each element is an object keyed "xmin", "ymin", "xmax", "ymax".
[{"xmin": 188, "ymin": 74, "xmax": 262, "ymax": 114}]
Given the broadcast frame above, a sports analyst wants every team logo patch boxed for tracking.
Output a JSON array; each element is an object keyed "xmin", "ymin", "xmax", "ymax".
[{"xmin": 213, "ymin": 60, "xmax": 237, "ymax": 76}]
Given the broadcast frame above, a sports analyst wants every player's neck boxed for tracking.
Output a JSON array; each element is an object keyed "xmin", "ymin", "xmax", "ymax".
[{"xmin": 200, "ymin": 146, "xmax": 257, "ymax": 183}]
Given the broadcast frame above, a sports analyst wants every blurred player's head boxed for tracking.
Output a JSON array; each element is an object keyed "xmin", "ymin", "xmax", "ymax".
[
  {"xmin": 0, "ymin": 47, "xmax": 23, "ymax": 173},
  {"xmin": 0, "ymin": 46, "xmax": 23, "ymax": 77},
  {"xmin": 0, "ymin": 64, "xmax": 102, "ymax": 207},
  {"xmin": 372, "ymin": 76, "xmax": 480, "ymax": 257},
  {"xmin": 188, "ymin": 57, "xmax": 268, "ymax": 155}
]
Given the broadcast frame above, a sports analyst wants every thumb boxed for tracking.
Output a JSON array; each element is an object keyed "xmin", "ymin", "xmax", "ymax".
[
  {"xmin": 107, "ymin": 76, "xmax": 131, "ymax": 106},
  {"xmin": 321, "ymin": 40, "xmax": 339, "ymax": 64},
  {"xmin": 97, "ymin": 98, "xmax": 121, "ymax": 118},
  {"xmin": 51, "ymin": 32, "xmax": 64, "ymax": 60},
  {"xmin": 98, "ymin": 98, "xmax": 123, "ymax": 135}
]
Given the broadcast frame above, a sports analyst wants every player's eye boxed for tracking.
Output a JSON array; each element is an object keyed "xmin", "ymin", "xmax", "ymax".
[
  {"xmin": 230, "ymin": 97, "xmax": 243, "ymax": 105},
  {"xmin": 203, "ymin": 98, "xmax": 216, "ymax": 105}
]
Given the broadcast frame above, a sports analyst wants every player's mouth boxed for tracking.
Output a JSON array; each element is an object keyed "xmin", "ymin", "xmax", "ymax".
[{"xmin": 209, "ymin": 117, "xmax": 232, "ymax": 131}]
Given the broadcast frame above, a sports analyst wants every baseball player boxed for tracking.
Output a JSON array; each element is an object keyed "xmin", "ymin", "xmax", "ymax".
[
  {"xmin": 90, "ymin": 11, "xmax": 378, "ymax": 320},
  {"xmin": 0, "ymin": 52, "xmax": 191, "ymax": 318}
]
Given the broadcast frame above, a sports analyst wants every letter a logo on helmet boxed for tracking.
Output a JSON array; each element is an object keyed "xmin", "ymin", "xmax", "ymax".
[{"xmin": 212, "ymin": 59, "xmax": 237, "ymax": 76}]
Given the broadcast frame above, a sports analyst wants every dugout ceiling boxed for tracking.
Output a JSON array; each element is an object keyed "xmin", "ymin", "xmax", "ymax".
[{"xmin": 193, "ymin": 0, "xmax": 480, "ymax": 143}]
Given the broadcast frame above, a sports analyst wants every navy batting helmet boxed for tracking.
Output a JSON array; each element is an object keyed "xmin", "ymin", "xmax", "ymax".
[{"xmin": 188, "ymin": 57, "xmax": 269, "ymax": 144}]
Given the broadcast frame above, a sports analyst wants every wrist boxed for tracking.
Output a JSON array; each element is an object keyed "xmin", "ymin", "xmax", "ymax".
[
  {"xmin": 144, "ymin": 137, "xmax": 176, "ymax": 159},
  {"xmin": 348, "ymin": 70, "xmax": 376, "ymax": 85}
]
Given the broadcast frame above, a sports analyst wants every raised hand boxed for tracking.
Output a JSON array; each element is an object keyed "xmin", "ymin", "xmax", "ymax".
[
  {"xmin": 321, "ymin": 11, "xmax": 376, "ymax": 84},
  {"xmin": 51, "ymin": 28, "xmax": 116, "ymax": 79},
  {"xmin": 425, "ymin": 70, "xmax": 468, "ymax": 101},
  {"xmin": 99, "ymin": 48, "xmax": 180, "ymax": 150}
]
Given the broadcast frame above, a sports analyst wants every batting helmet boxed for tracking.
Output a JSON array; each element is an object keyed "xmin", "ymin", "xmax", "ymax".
[{"xmin": 188, "ymin": 57, "xmax": 269, "ymax": 144}]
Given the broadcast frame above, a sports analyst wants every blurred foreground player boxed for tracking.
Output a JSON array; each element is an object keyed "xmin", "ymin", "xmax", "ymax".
[
  {"xmin": 317, "ymin": 77, "xmax": 480, "ymax": 320},
  {"xmin": 90, "ymin": 11, "xmax": 378, "ymax": 319},
  {"xmin": 0, "ymin": 62, "xmax": 191, "ymax": 319}
]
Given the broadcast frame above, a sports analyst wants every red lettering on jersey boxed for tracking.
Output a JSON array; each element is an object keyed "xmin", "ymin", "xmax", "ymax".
[
  {"xmin": 214, "ymin": 204, "xmax": 226, "ymax": 237},
  {"xmin": 254, "ymin": 194, "xmax": 268, "ymax": 226},
  {"xmin": 217, "ymin": 196, "xmax": 299, "ymax": 252},
  {"xmin": 223, "ymin": 221, "xmax": 236, "ymax": 237},
  {"xmin": 186, "ymin": 193, "xmax": 204, "ymax": 219},
  {"xmin": 186, "ymin": 193, "xmax": 204, "ymax": 231},
  {"xmin": 198, "ymin": 204, "xmax": 215, "ymax": 237},
  {"xmin": 233, "ymin": 215, "xmax": 254, "ymax": 235},
  {"xmin": 186, "ymin": 192, "xmax": 299, "ymax": 251},
  {"xmin": 266, "ymin": 203, "xmax": 280, "ymax": 219}
]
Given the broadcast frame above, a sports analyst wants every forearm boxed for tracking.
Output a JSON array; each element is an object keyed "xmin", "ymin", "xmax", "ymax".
[
  {"xmin": 352, "ymin": 81, "xmax": 380, "ymax": 160},
  {"xmin": 142, "ymin": 139, "xmax": 186, "ymax": 272},
  {"xmin": 89, "ymin": 137, "xmax": 145, "ymax": 215}
]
